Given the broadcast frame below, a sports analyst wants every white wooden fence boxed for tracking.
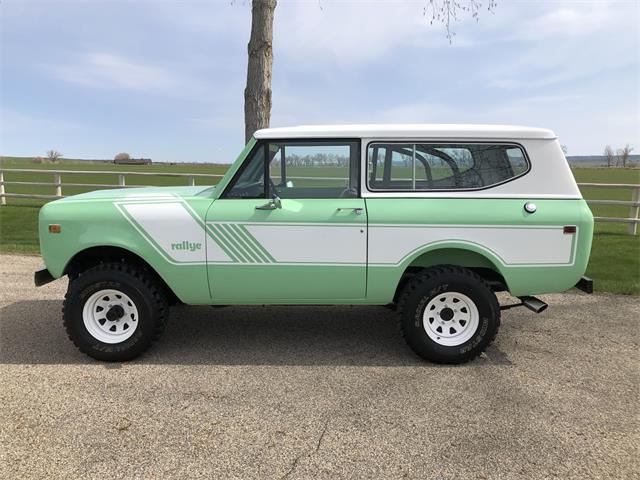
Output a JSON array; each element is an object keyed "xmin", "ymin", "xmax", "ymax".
[
  {"xmin": 1, "ymin": 169, "xmax": 638, "ymax": 235},
  {"xmin": 0, "ymin": 168, "xmax": 223, "ymax": 203},
  {"xmin": 577, "ymin": 183, "xmax": 640, "ymax": 235}
]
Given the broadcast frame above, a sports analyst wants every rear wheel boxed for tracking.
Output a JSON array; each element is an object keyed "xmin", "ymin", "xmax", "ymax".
[
  {"xmin": 63, "ymin": 263, "xmax": 168, "ymax": 361},
  {"xmin": 398, "ymin": 265, "xmax": 500, "ymax": 364}
]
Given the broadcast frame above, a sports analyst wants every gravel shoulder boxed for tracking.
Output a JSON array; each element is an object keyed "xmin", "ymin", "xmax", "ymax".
[{"xmin": 1, "ymin": 254, "xmax": 638, "ymax": 479}]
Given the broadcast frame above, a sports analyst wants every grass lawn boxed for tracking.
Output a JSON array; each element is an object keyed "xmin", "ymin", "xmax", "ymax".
[
  {"xmin": 587, "ymin": 232, "xmax": 639, "ymax": 295},
  {"xmin": 1, "ymin": 160, "xmax": 638, "ymax": 295},
  {"xmin": 0, "ymin": 205, "xmax": 40, "ymax": 254},
  {"xmin": 572, "ymin": 167, "xmax": 640, "ymax": 235}
]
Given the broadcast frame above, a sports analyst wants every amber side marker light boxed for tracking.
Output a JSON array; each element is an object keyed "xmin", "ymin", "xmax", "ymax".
[
  {"xmin": 563, "ymin": 226, "xmax": 577, "ymax": 234},
  {"xmin": 48, "ymin": 224, "xmax": 61, "ymax": 234}
]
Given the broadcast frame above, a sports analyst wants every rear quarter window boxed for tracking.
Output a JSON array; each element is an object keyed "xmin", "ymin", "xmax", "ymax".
[{"xmin": 367, "ymin": 142, "xmax": 530, "ymax": 191}]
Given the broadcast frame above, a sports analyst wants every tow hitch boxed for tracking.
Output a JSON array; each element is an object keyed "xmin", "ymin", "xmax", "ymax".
[{"xmin": 501, "ymin": 295, "xmax": 549, "ymax": 313}]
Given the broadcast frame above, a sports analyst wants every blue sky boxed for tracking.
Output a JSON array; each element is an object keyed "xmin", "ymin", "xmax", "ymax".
[{"xmin": 1, "ymin": 0, "xmax": 639, "ymax": 162}]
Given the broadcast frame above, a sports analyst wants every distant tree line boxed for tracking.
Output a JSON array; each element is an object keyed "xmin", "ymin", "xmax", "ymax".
[
  {"xmin": 32, "ymin": 150, "xmax": 62, "ymax": 164},
  {"xmin": 284, "ymin": 153, "xmax": 350, "ymax": 167},
  {"xmin": 603, "ymin": 144, "xmax": 635, "ymax": 168}
]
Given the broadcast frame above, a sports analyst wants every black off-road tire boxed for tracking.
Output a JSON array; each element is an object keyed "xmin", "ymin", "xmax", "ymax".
[
  {"xmin": 398, "ymin": 265, "xmax": 500, "ymax": 364},
  {"xmin": 63, "ymin": 263, "xmax": 169, "ymax": 361}
]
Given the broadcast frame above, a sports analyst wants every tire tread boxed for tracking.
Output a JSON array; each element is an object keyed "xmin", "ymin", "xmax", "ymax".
[
  {"xmin": 62, "ymin": 262, "xmax": 168, "ymax": 360},
  {"xmin": 397, "ymin": 265, "xmax": 500, "ymax": 364}
]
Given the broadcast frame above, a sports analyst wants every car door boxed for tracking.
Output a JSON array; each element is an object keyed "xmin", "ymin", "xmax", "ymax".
[{"xmin": 205, "ymin": 139, "xmax": 367, "ymax": 302}]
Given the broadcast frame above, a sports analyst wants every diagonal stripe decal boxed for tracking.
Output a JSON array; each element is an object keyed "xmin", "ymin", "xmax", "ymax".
[
  {"xmin": 236, "ymin": 224, "xmax": 276, "ymax": 263},
  {"xmin": 215, "ymin": 224, "xmax": 251, "ymax": 262},
  {"xmin": 228, "ymin": 224, "xmax": 269, "ymax": 263},
  {"xmin": 220, "ymin": 223, "xmax": 262, "ymax": 263},
  {"xmin": 205, "ymin": 222, "xmax": 276, "ymax": 264},
  {"xmin": 209, "ymin": 223, "xmax": 250, "ymax": 263},
  {"xmin": 205, "ymin": 224, "xmax": 240, "ymax": 263}
]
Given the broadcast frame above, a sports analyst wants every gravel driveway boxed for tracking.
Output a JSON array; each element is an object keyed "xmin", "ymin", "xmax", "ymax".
[{"xmin": 0, "ymin": 254, "xmax": 638, "ymax": 479}]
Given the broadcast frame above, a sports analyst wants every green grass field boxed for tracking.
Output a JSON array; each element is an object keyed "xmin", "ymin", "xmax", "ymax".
[
  {"xmin": 1, "ymin": 157, "xmax": 638, "ymax": 294},
  {"xmin": 555, "ymin": 168, "xmax": 640, "ymax": 295}
]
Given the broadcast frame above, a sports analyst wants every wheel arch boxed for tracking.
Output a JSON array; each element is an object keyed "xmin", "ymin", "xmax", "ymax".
[
  {"xmin": 391, "ymin": 242, "xmax": 510, "ymax": 303},
  {"xmin": 63, "ymin": 245, "xmax": 181, "ymax": 305}
]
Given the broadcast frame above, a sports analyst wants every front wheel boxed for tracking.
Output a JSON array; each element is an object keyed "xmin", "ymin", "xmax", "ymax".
[
  {"xmin": 63, "ymin": 263, "xmax": 169, "ymax": 361},
  {"xmin": 398, "ymin": 266, "xmax": 500, "ymax": 364}
]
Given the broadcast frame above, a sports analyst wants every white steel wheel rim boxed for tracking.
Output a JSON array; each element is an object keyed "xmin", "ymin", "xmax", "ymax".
[
  {"xmin": 422, "ymin": 291, "xmax": 480, "ymax": 347},
  {"xmin": 82, "ymin": 289, "xmax": 139, "ymax": 344}
]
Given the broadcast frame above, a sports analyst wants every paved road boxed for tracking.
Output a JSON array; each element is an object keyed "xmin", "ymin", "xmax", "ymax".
[{"xmin": 0, "ymin": 254, "xmax": 638, "ymax": 479}]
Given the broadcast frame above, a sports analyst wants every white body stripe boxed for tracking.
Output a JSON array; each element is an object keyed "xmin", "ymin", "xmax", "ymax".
[
  {"xmin": 117, "ymin": 201, "xmax": 574, "ymax": 268},
  {"xmin": 246, "ymin": 224, "xmax": 366, "ymax": 264},
  {"xmin": 119, "ymin": 202, "xmax": 230, "ymax": 263},
  {"xmin": 368, "ymin": 225, "xmax": 575, "ymax": 266}
]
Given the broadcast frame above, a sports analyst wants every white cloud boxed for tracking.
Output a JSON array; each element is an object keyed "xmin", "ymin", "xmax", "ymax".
[
  {"xmin": 48, "ymin": 52, "xmax": 181, "ymax": 91},
  {"xmin": 3, "ymin": 0, "xmax": 638, "ymax": 159},
  {"xmin": 480, "ymin": 1, "xmax": 638, "ymax": 91},
  {"xmin": 1, "ymin": 108, "xmax": 83, "ymax": 136},
  {"xmin": 188, "ymin": 114, "xmax": 244, "ymax": 131},
  {"xmin": 274, "ymin": 1, "xmax": 449, "ymax": 68},
  {"xmin": 520, "ymin": 5, "xmax": 614, "ymax": 40},
  {"xmin": 0, "ymin": 108, "xmax": 88, "ymax": 159}
]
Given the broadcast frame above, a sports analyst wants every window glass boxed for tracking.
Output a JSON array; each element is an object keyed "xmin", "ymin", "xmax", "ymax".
[
  {"xmin": 369, "ymin": 146, "xmax": 386, "ymax": 182},
  {"xmin": 224, "ymin": 145, "xmax": 265, "ymax": 199},
  {"xmin": 268, "ymin": 142, "xmax": 359, "ymax": 198},
  {"xmin": 368, "ymin": 144, "xmax": 414, "ymax": 189},
  {"xmin": 433, "ymin": 147, "xmax": 474, "ymax": 173},
  {"xmin": 506, "ymin": 147, "xmax": 527, "ymax": 175},
  {"xmin": 368, "ymin": 143, "xmax": 529, "ymax": 191}
]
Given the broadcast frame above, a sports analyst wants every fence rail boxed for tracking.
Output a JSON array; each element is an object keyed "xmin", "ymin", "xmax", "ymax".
[
  {"xmin": 1, "ymin": 169, "xmax": 638, "ymax": 234},
  {"xmin": 576, "ymin": 183, "xmax": 640, "ymax": 235},
  {"xmin": 0, "ymin": 168, "xmax": 224, "ymax": 204}
]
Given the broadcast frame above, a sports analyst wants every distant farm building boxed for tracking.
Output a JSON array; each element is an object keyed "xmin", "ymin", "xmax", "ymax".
[
  {"xmin": 113, "ymin": 152, "xmax": 152, "ymax": 165},
  {"xmin": 114, "ymin": 158, "xmax": 152, "ymax": 165}
]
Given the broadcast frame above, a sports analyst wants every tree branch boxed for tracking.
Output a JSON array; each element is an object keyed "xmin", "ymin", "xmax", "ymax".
[{"xmin": 424, "ymin": 0, "xmax": 497, "ymax": 42}]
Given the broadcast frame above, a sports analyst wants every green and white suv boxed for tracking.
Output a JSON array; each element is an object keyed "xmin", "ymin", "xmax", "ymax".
[{"xmin": 36, "ymin": 124, "xmax": 594, "ymax": 363}]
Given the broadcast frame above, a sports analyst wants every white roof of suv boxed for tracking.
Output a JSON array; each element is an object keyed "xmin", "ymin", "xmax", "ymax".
[{"xmin": 254, "ymin": 124, "xmax": 557, "ymax": 140}]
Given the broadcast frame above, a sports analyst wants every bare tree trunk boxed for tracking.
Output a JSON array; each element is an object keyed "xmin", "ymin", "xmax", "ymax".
[{"xmin": 244, "ymin": 0, "xmax": 276, "ymax": 144}]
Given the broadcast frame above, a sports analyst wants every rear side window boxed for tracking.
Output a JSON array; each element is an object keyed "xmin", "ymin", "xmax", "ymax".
[{"xmin": 367, "ymin": 143, "xmax": 529, "ymax": 191}]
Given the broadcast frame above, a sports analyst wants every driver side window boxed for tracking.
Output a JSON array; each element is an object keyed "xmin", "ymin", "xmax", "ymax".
[
  {"xmin": 224, "ymin": 145, "xmax": 266, "ymax": 199},
  {"xmin": 224, "ymin": 140, "xmax": 360, "ymax": 199},
  {"xmin": 267, "ymin": 141, "xmax": 359, "ymax": 199}
]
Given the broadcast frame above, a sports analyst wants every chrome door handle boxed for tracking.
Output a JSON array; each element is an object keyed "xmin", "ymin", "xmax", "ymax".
[
  {"xmin": 256, "ymin": 202, "xmax": 277, "ymax": 210},
  {"xmin": 256, "ymin": 196, "xmax": 282, "ymax": 211},
  {"xmin": 337, "ymin": 207, "xmax": 364, "ymax": 215}
]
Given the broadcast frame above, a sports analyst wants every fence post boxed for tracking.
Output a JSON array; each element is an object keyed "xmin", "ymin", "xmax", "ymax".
[
  {"xmin": 629, "ymin": 186, "xmax": 640, "ymax": 235},
  {"xmin": 187, "ymin": 175, "xmax": 195, "ymax": 186},
  {"xmin": 118, "ymin": 174, "xmax": 126, "ymax": 187},
  {"xmin": 54, "ymin": 172, "xmax": 62, "ymax": 197},
  {"xmin": 0, "ymin": 171, "xmax": 5, "ymax": 206}
]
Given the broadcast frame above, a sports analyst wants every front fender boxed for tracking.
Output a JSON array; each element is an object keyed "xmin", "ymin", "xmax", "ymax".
[{"xmin": 38, "ymin": 198, "xmax": 212, "ymax": 304}]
